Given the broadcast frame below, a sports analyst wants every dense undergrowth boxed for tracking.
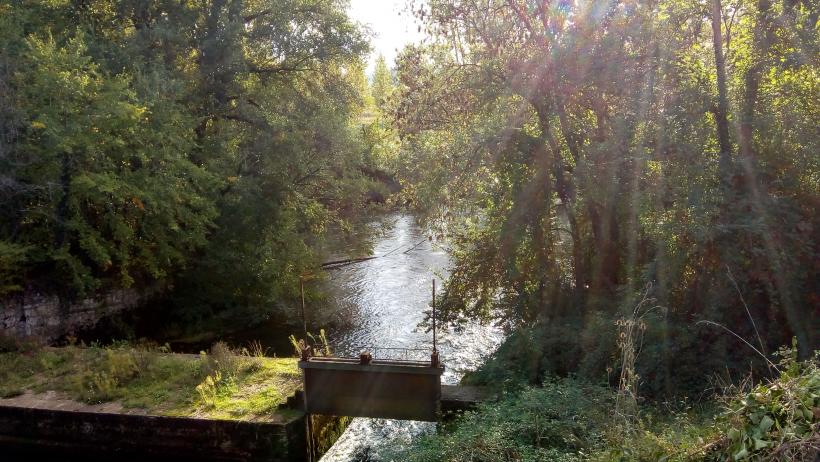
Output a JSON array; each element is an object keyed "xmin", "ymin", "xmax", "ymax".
[
  {"xmin": 386, "ymin": 348, "xmax": 819, "ymax": 462},
  {"xmin": 0, "ymin": 340, "xmax": 300, "ymax": 421}
]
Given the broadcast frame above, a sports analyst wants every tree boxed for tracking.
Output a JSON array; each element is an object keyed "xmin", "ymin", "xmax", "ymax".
[
  {"xmin": 0, "ymin": 0, "xmax": 380, "ymax": 330},
  {"xmin": 371, "ymin": 54, "xmax": 395, "ymax": 110},
  {"xmin": 392, "ymin": 0, "xmax": 818, "ymax": 395}
]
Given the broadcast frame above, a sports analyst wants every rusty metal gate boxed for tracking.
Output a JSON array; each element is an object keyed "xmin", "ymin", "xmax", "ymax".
[{"xmin": 298, "ymin": 355, "xmax": 444, "ymax": 421}]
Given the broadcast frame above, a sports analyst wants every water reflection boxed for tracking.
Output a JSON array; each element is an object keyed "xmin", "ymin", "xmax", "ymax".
[{"xmin": 315, "ymin": 214, "xmax": 503, "ymax": 461}]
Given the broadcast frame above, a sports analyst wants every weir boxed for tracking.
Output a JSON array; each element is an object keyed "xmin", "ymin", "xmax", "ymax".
[
  {"xmin": 296, "ymin": 279, "xmax": 489, "ymax": 422},
  {"xmin": 0, "ymin": 280, "xmax": 493, "ymax": 460},
  {"xmin": 0, "ymin": 361, "xmax": 490, "ymax": 462}
]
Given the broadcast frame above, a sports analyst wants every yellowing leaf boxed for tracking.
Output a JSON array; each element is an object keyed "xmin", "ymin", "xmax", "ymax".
[{"xmin": 131, "ymin": 196, "xmax": 145, "ymax": 210}]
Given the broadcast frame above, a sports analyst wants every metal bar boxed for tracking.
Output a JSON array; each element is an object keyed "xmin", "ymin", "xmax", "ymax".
[
  {"xmin": 300, "ymin": 278, "xmax": 306, "ymax": 338},
  {"xmin": 432, "ymin": 279, "xmax": 437, "ymax": 355}
]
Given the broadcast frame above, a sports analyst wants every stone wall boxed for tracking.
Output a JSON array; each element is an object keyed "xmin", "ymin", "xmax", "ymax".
[{"xmin": 0, "ymin": 289, "xmax": 142, "ymax": 343}]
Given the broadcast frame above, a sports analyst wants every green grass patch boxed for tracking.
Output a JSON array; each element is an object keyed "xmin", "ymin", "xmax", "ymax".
[{"xmin": 0, "ymin": 342, "xmax": 300, "ymax": 422}]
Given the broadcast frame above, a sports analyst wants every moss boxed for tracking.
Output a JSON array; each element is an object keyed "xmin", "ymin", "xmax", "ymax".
[
  {"xmin": 0, "ymin": 345, "xmax": 300, "ymax": 422},
  {"xmin": 309, "ymin": 414, "xmax": 352, "ymax": 459}
]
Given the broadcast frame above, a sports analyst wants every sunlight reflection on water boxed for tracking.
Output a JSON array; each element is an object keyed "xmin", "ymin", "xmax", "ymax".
[{"xmin": 318, "ymin": 213, "xmax": 504, "ymax": 462}]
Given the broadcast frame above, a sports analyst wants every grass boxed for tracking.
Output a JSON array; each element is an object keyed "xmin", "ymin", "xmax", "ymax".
[{"xmin": 0, "ymin": 342, "xmax": 301, "ymax": 422}]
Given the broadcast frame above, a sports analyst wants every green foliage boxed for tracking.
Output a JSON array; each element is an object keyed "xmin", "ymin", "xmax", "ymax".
[
  {"xmin": 73, "ymin": 347, "xmax": 140, "ymax": 403},
  {"xmin": 371, "ymin": 55, "xmax": 395, "ymax": 111},
  {"xmin": 395, "ymin": 352, "xmax": 818, "ymax": 462},
  {"xmin": 8, "ymin": 30, "xmax": 217, "ymax": 296},
  {"xmin": 393, "ymin": 0, "xmax": 819, "ymax": 396},
  {"xmin": 718, "ymin": 349, "xmax": 820, "ymax": 461},
  {"xmin": 196, "ymin": 370, "xmax": 235, "ymax": 409},
  {"xmin": 0, "ymin": 241, "xmax": 27, "ymax": 296},
  {"xmin": 289, "ymin": 329, "xmax": 331, "ymax": 357},
  {"xmin": 0, "ymin": 0, "xmax": 392, "ymax": 327},
  {"xmin": 591, "ymin": 404, "xmax": 721, "ymax": 462},
  {"xmin": 384, "ymin": 378, "xmax": 615, "ymax": 462}
]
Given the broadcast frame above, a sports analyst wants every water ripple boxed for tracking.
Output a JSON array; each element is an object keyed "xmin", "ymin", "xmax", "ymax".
[{"xmin": 319, "ymin": 214, "xmax": 503, "ymax": 461}]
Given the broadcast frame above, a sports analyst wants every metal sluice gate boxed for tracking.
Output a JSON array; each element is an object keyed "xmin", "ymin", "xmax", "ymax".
[
  {"xmin": 298, "ymin": 353, "xmax": 444, "ymax": 421},
  {"xmin": 298, "ymin": 279, "xmax": 445, "ymax": 421}
]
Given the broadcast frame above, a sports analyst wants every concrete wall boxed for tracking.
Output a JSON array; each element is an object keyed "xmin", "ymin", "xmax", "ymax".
[
  {"xmin": 0, "ymin": 289, "xmax": 142, "ymax": 343},
  {"xmin": 0, "ymin": 403, "xmax": 307, "ymax": 462},
  {"xmin": 0, "ymin": 396, "xmax": 354, "ymax": 462}
]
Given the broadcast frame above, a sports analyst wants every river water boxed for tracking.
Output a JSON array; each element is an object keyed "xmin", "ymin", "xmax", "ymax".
[{"xmin": 305, "ymin": 213, "xmax": 503, "ymax": 461}]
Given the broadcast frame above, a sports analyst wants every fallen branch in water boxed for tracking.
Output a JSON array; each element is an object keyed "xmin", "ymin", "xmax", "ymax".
[
  {"xmin": 320, "ymin": 256, "xmax": 378, "ymax": 268},
  {"xmin": 321, "ymin": 236, "xmax": 434, "ymax": 268}
]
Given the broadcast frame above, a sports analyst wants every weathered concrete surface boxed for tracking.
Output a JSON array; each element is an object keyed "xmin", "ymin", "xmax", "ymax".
[
  {"xmin": 0, "ymin": 392, "xmax": 307, "ymax": 461},
  {"xmin": 0, "ymin": 391, "xmax": 150, "ymax": 415},
  {"xmin": 0, "ymin": 390, "xmax": 357, "ymax": 462},
  {"xmin": 0, "ymin": 289, "xmax": 145, "ymax": 343}
]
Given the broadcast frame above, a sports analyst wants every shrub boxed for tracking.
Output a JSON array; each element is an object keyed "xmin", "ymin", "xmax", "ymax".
[
  {"xmin": 203, "ymin": 341, "xmax": 241, "ymax": 376},
  {"xmin": 195, "ymin": 370, "xmax": 238, "ymax": 408},
  {"xmin": 289, "ymin": 329, "xmax": 331, "ymax": 357},
  {"xmin": 0, "ymin": 241, "xmax": 27, "ymax": 297},
  {"xmin": 717, "ymin": 348, "xmax": 819, "ymax": 461},
  {"xmin": 384, "ymin": 378, "xmax": 614, "ymax": 462}
]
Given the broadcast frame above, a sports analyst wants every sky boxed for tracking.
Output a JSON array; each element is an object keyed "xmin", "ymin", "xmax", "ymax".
[{"xmin": 347, "ymin": 0, "xmax": 426, "ymax": 76}]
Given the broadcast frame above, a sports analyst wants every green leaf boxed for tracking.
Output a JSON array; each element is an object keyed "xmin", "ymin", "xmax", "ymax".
[
  {"xmin": 758, "ymin": 415, "xmax": 774, "ymax": 433},
  {"xmin": 733, "ymin": 447, "xmax": 749, "ymax": 460},
  {"xmin": 753, "ymin": 438, "xmax": 769, "ymax": 450}
]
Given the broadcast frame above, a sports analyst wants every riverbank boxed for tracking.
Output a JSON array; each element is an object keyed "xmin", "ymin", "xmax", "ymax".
[
  {"xmin": 0, "ymin": 343, "xmax": 300, "ymax": 421},
  {"xmin": 385, "ymin": 347, "xmax": 820, "ymax": 462},
  {"xmin": 0, "ymin": 343, "xmax": 364, "ymax": 461}
]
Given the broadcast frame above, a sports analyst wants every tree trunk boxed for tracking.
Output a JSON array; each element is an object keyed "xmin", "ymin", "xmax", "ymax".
[
  {"xmin": 534, "ymin": 104, "xmax": 585, "ymax": 293},
  {"xmin": 711, "ymin": 0, "xmax": 732, "ymax": 182},
  {"xmin": 55, "ymin": 153, "xmax": 71, "ymax": 249}
]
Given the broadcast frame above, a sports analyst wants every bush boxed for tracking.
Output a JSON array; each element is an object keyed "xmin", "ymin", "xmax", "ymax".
[
  {"xmin": 195, "ymin": 341, "xmax": 244, "ymax": 408},
  {"xmin": 592, "ymin": 403, "xmax": 719, "ymax": 462},
  {"xmin": 0, "ymin": 241, "xmax": 27, "ymax": 297},
  {"xmin": 203, "ymin": 341, "xmax": 241, "ymax": 376},
  {"xmin": 383, "ymin": 378, "xmax": 614, "ymax": 462},
  {"xmin": 717, "ymin": 348, "xmax": 819, "ymax": 461}
]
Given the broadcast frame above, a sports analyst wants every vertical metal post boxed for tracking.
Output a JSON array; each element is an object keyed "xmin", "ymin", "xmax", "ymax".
[
  {"xmin": 432, "ymin": 279, "xmax": 436, "ymax": 353},
  {"xmin": 300, "ymin": 277, "xmax": 311, "ymax": 361},
  {"xmin": 432, "ymin": 279, "xmax": 439, "ymax": 367},
  {"xmin": 301, "ymin": 278, "xmax": 307, "ymax": 338}
]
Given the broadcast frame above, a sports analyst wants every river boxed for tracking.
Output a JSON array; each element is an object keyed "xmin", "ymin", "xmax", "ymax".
[{"xmin": 301, "ymin": 213, "xmax": 503, "ymax": 461}]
